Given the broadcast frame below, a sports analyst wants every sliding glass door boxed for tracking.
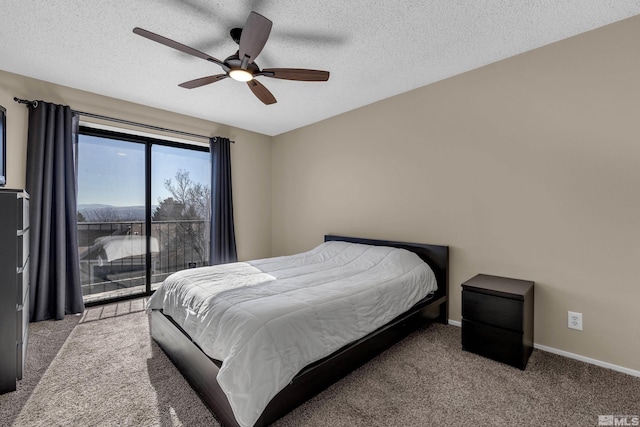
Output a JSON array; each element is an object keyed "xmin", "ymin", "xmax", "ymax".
[{"xmin": 76, "ymin": 127, "xmax": 210, "ymax": 303}]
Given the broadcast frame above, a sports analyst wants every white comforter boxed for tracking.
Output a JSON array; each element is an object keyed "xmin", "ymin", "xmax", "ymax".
[{"xmin": 147, "ymin": 241, "xmax": 437, "ymax": 427}]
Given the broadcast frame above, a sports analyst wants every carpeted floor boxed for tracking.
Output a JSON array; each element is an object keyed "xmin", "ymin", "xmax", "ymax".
[{"xmin": 1, "ymin": 299, "xmax": 638, "ymax": 426}]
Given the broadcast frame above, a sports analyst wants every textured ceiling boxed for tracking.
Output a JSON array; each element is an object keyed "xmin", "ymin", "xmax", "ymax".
[{"xmin": 1, "ymin": 1, "xmax": 639, "ymax": 136}]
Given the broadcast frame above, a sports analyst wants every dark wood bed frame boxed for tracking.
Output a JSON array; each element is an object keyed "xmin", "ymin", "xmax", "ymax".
[{"xmin": 150, "ymin": 235, "xmax": 449, "ymax": 426}]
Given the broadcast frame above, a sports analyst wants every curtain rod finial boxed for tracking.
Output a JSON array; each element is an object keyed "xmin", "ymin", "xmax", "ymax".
[
  {"xmin": 211, "ymin": 136, "xmax": 235, "ymax": 144},
  {"xmin": 13, "ymin": 97, "xmax": 37, "ymax": 108}
]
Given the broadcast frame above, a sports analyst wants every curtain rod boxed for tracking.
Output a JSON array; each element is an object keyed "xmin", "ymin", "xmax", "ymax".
[{"xmin": 13, "ymin": 97, "xmax": 233, "ymax": 143}]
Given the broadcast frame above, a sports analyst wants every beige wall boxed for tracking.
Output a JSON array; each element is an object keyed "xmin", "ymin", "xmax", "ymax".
[
  {"xmin": 0, "ymin": 69, "xmax": 272, "ymax": 261},
  {"xmin": 272, "ymin": 16, "xmax": 640, "ymax": 371}
]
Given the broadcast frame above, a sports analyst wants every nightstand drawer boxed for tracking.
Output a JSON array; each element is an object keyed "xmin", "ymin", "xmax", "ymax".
[
  {"xmin": 16, "ymin": 297, "xmax": 29, "ymax": 345},
  {"xmin": 16, "ymin": 335, "xmax": 27, "ymax": 380},
  {"xmin": 17, "ymin": 229, "xmax": 29, "ymax": 269},
  {"xmin": 462, "ymin": 319, "xmax": 524, "ymax": 368},
  {"xmin": 462, "ymin": 290, "xmax": 523, "ymax": 331},
  {"xmin": 17, "ymin": 196, "xmax": 29, "ymax": 231},
  {"xmin": 18, "ymin": 258, "xmax": 29, "ymax": 304}
]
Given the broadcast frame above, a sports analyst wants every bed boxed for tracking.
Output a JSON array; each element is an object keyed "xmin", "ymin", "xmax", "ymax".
[{"xmin": 148, "ymin": 235, "xmax": 449, "ymax": 426}]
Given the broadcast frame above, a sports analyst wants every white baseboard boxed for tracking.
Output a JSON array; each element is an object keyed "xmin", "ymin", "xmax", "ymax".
[
  {"xmin": 532, "ymin": 343, "xmax": 640, "ymax": 378},
  {"xmin": 446, "ymin": 319, "xmax": 640, "ymax": 378}
]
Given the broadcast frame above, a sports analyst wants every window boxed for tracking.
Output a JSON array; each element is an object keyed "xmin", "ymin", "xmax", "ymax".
[{"xmin": 76, "ymin": 127, "xmax": 210, "ymax": 304}]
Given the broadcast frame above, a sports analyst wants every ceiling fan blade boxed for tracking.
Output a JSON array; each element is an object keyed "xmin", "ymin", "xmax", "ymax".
[
  {"xmin": 247, "ymin": 80, "xmax": 276, "ymax": 105},
  {"xmin": 239, "ymin": 12, "xmax": 272, "ymax": 64},
  {"xmin": 262, "ymin": 68, "xmax": 330, "ymax": 81},
  {"xmin": 133, "ymin": 27, "xmax": 224, "ymax": 67},
  {"xmin": 179, "ymin": 74, "xmax": 228, "ymax": 89}
]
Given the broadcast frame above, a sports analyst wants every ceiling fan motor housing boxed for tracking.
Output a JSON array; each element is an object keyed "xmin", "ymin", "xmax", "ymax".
[{"xmin": 224, "ymin": 55, "xmax": 260, "ymax": 74}]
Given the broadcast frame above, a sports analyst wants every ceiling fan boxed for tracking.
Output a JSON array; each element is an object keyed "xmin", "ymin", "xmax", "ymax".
[{"xmin": 133, "ymin": 12, "xmax": 330, "ymax": 105}]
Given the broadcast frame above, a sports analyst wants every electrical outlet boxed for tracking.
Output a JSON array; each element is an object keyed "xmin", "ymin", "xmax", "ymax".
[{"xmin": 568, "ymin": 311, "xmax": 583, "ymax": 330}]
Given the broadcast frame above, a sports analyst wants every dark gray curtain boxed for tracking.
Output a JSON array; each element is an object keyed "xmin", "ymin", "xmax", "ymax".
[
  {"xmin": 26, "ymin": 101, "xmax": 84, "ymax": 321},
  {"xmin": 209, "ymin": 137, "xmax": 237, "ymax": 265}
]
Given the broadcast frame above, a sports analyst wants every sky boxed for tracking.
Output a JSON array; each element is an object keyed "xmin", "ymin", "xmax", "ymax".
[{"xmin": 77, "ymin": 134, "xmax": 210, "ymax": 207}]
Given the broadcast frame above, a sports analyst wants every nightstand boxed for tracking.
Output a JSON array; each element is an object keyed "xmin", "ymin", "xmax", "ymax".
[{"xmin": 461, "ymin": 274, "xmax": 534, "ymax": 370}]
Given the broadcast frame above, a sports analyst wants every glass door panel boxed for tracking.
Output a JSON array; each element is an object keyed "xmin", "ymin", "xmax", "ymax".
[
  {"xmin": 151, "ymin": 145, "xmax": 211, "ymax": 290},
  {"xmin": 77, "ymin": 135, "xmax": 147, "ymax": 303}
]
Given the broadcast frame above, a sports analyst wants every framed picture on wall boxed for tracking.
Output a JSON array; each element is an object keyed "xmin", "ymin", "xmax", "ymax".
[{"xmin": 0, "ymin": 105, "xmax": 5, "ymax": 186}]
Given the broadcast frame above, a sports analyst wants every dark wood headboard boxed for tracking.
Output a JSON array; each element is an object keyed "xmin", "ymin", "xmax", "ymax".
[{"xmin": 324, "ymin": 235, "xmax": 449, "ymax": 303}]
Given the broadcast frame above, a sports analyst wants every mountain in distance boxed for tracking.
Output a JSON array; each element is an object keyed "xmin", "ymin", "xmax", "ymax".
[
  {"xmin": 78, "ymin": 204, "xmax": 157, "ymax": 222},
  {"xmin": 77, "ymin": 204, "xmax": 112, "ymax": 211}
]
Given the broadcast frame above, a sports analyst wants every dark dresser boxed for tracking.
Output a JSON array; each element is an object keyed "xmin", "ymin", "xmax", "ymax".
[
  {"xmin": 461, "ymin": 274, "xmax": 534, "ymax": 370},
  {"xmin": 0, "ymin": 189, "xmax": 30, "ymax": 394}
]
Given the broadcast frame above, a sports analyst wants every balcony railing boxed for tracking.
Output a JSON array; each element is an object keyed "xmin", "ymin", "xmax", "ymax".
[{"xmin": 78, "ymin": 220, "xmax": 209, "ymax": 302}]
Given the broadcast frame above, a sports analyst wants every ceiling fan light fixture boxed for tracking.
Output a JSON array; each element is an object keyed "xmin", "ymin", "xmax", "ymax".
[{"xmin": 229, "ymin": 69, "xmax": 253, "ymax": 82}]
